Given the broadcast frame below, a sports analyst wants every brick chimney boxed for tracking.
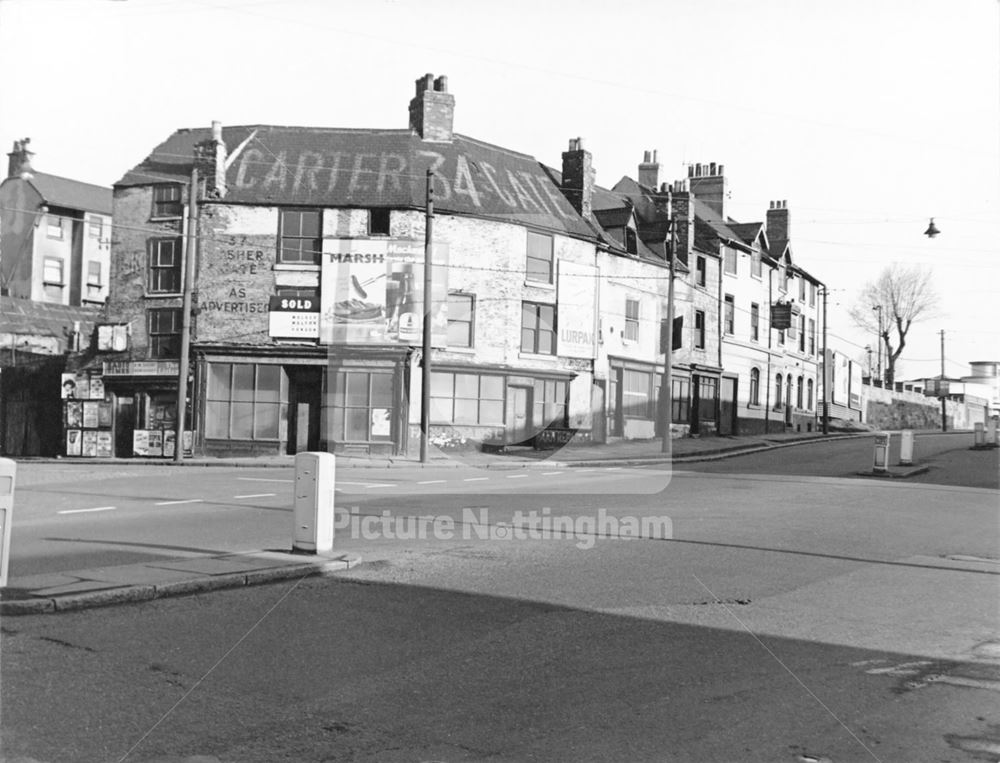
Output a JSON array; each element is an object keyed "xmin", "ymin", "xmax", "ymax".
[
  {"xmin": 688, "ymin": 162, "xmax": 726, "ymax": 218},
  {"xmin": 669, "ymin": 179, "xmax": 693, "ymax": 266},
  {"xmin": 562, "ymin": 137, "xmax": 595, "ymax": 219},
  {"xmin": 7, "ymin": 138, "xmax": 34, "ymax": 179},
  {"xmin": 409, "ymin": 73, "xmax": 455, "ymax": 142},
  {"xmin": 638, "ymin": 149, "xmax": 660, "ymax": 190},
  {"xmin": 766, "ymin": 199, "xmax": 790, "ymax": 242},
  {"xmin": 195, "ymin": 121, "xmax": 228, "ymax": 198}
]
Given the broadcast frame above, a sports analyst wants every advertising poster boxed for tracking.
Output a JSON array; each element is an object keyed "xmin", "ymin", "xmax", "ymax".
[
  {"xmin": 81, "ymin": 430, "xmax": 98, "ymax": 457},
  {"xmin": 82, "ymin": 402, "xmax": 100, "ymax": 428},
  {"xmin": 147, "ymin": 430, "xmax": 164, "ymax": 457},
  {"xmin": 163, "ymin": 430, "xmax": 176, "ymax": 459},
  {"xmin": 89, "ymin": 375, "xmax": 105, "ymax": 400},
  {"xmin": 61, "ymin": 373, "xmax": 78, "ymax": 399},
  {"xmin": 133, "ymin": 430, "xmax": 150, "ymax": 457},
  {"xmin": 65, "ymin": 401, "xmax": 83, "ymax": 428},
  {"xmin": 98, "ymin": 403, "xmax": 113, "ymax": 427},
  {"xmin": 319, "ymin": 238, "xmax": 448, "ymax": 346},
  {"xmin": 66, "ymin": 429, "xmax": 82, "ymax": 456},
  {"xmin": 96, "ymin": 431, "xmax": 114, "ymax": 458},
  {"xmin": 75, "ymin": 374, "xmax": 90, "ymax": 401},
  {"xmin": 557, "ymin": 261, "xmax": 598, "ymax": 359}
]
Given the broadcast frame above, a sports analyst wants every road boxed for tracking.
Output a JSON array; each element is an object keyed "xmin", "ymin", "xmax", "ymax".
[{"xmin": 1, "ymin": 435, "xmax": 998, "ymax": 762}]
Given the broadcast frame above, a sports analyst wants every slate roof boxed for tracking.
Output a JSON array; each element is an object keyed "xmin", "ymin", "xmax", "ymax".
[
  {"xmin": 26, "ymin": 172, "xmax": 112, "ymax": 214},
  {"xmin": 0, "ymin": 296, "xmax": 101, "ymax": 342},
  {"xmin": 118, "ymin": 125, "xmax": 595, "ymax": 239}
]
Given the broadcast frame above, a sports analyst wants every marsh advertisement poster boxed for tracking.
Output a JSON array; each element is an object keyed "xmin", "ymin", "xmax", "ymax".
[{"xmin": 319, "ymin": 238, "xmax": 448, "ymax": 346}]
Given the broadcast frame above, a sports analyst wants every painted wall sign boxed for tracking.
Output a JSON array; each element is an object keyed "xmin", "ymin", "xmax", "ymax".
[{"xmin": 556, "ymin": 261, "xmax": 598, "ymax": 359}]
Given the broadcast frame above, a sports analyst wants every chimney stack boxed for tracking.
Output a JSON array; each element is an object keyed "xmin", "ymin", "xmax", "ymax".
[
  {"xmin": 7, "ymin": 138, "xmax": 34, "ymax": 179},
  {"xmin": 687, "ymin": 162, "xmax": 727, "ymax": 218},
  {"xmin": 638, "ymin": 149, "xmax": 660, "ymax": 190},
  {"xmin": 562, "ymin": 137, "xmax": 595, "ymax": 219},
  {"xmin": 766, "ymin": 199, "xmax": 790, "ymax": 243},
  {"xmin": 408, "ymin": 73, "xmax": 455, "ymax": 142}
]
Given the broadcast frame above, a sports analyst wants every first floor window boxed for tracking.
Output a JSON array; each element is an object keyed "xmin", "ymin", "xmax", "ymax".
[
  {"xmin": 447, "ymin": 292, "xmax": 474, "ymax": 348},
  {"xmin": 430, "ymin": 372, "xmax": 503, "ymax": 425},
  {"xmin": 148, "ymin": 238, "xmax": 182, "ymax": 293},
  {"xmin": 798, "ymin": 315, "xmax": 806, "ymax": 352},
  {"xmin": 526, "ymin": 230, "xmax": 554, "ymax": 283},
  {"xmin": 521, "ymin": 301, "xmax": 556, "ymax": 355},
  {"xmin": 330, "ymin": 370, "xmax": 393, "ymax": 442},
  {"xmin": 750, "ymin": 302, "xmax": 760, "ymax": 341},
  {"xmin": 148, "ymin": 308, "xmax": 182, "ymax": 358},
  {"xmin": 694, "ymin": 310, "xmax": 706, "ymax": 349},
  {"xmin": 809, "ymin": 318, "xmax": 816, "ymax": 355},
  {"xmin": 624, "ymin": 298, "xmax": 639, "ymax": 341},
  {"xmin": 749, "ymin": 368, "xmax": 760, "ymax": 405},
  {"xmin": 206, "ymin": 362, "xmax": 288, "ymax": 440},
  {"xmin": 534, "ymin": 378, "xmax": 568, "ymax": 428},
  {"xmin": 279, "ymin": 208, "xmax": 322, "ymax": 264}
]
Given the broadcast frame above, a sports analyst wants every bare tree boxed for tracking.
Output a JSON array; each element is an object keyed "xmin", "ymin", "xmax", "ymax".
[{"xmin": 849, "ymin": 264, "xmax": 939, "ymax": 386}]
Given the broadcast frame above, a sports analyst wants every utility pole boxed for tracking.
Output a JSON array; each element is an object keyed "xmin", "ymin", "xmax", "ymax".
[
  {"xmin": 872, "ymin": 304, "xmax": 883, "ymax": 384},
  {"xmin": 940, "ymin": 329, "xmax": 947, "ymax": 432},
  {"xmin": 174, "ymin": 167, "xmax": 198, "ymax": 463},
  {"xmin": 821, "ymin": 285, "xmax": 829, "ymax": 435},
  {"xmin": 660, "ymin": 224, "xmax": 676, "ymax": 453},
  {"xmin": 419, "ymin": 169, "xmax": 434, "ymax": 463}
]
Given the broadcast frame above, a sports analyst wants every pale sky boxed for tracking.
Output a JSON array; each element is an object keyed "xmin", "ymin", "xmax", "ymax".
[{"xmin": 1, "ymin": 0, "xmax": 997, "ymax": 380}]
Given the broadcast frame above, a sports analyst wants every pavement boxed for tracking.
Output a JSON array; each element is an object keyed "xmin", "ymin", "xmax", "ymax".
[{"xmin": 0, "ymin": 426, "xmax": 979, "ymax": 617}]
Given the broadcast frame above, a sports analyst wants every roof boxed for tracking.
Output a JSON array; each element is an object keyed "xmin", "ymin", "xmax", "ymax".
[
  {"xmin": 0, "ymin": 296, "xmax": 101, "ymax": 340},
  {"xmin": 26, "ymin": 172, "xmax": 112, "ymax": 214},
  {"xmin": 118, "ymin": 125, "xmax": 595, "ymax": 239}
]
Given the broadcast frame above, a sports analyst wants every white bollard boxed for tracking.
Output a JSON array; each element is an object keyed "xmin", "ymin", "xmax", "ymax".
[
  {"xmin": 292, "ymin": 452, "xmax": 335, "ymax": 554},
  {"xmin": 988, "ymin": 418, "xmax": 998, "ymax": 445},
  {"xmin": 0, "ymin": 458, "xmax": 16, "ymax": 587},
  {"xmin": 899, "ymin": 429, "xmax": 914, "ymax": 466},
  {"xmin": 974, "ymin": 422, "xmax": 985, "ymax": 447},
  {"xmin": 872, "ymin": 432, "xmax": 891, "ymax": 473}
]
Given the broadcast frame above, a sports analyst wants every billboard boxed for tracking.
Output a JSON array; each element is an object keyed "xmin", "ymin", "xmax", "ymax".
[
  {"xmin": 556, "ymin": 261, "xmax": 598, "ymax": 358},
  {"xmin": 319, "ymin": 238, "xmax": 448, "ymax": 346}
]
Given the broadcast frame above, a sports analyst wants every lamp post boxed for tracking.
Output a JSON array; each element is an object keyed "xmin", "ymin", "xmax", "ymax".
[
  {"xmin": 660, "ymin": 221, "xmax": 676, "ymax": 453},
  {"xmin": 872, "ymin": 305, "xmax": 883, "ymax": 384},
  {"xmin": 821, "ymin": 285, "xmax": 829, "ymax": 435}
]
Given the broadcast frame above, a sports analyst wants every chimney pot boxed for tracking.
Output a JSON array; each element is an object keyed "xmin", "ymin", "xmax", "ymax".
[
  {"xmin": 709, "ymin": 162, "xmax": 717, "ymax": 175},
  {"xmin": 433, "ymin": 75, "xmax": 448, "ymax": 92},
  {"xmin": 653, "ymin": 149, "xmax": 658, "ymax": 162},
  {"xmin": 643, "ymin": 150, "xmax": 651, "ymax": 163}
]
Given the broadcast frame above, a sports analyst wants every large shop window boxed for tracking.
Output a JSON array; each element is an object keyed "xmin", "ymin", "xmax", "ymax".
[
  {"xmin": 521, "ymin": 302, "xmax": 556, "ymax": 355},
  {"xmin": 533, "ymin": 378, "xmax": 568, "ymax": 428},
  {"xmin": 672, "ymin": 377, "xmax": 691, "ymax": 424},
  {"xmin": 279, "ymin": 209, "xmax": 322, "ymax": 264},
  {"xmin": 206, "ymin": 363, "xmax": 289, "ymax": 440},
  {"xmin": 431, "ymin": 372, "xmax": 504, "ymax": 425},
  {"xmin": 622, "ymin": 369, "xmax": 655, "ymax": 418},
  {"xmin": 330, "ymin": 370, "xmax": 393, "ymax": 442}
]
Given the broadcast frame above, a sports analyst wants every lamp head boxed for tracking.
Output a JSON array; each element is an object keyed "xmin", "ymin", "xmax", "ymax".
[{"xmin": 924, "ymin": 218, "xmax": 940, "ymax": 238}]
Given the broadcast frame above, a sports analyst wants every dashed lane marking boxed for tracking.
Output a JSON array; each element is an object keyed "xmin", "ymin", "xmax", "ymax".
[
  {"xmin": 154, "ymin": 498, "xmax": 205, "ymax": 506},
  {"xmin": 237, "ymin": 477, "xmax": 293, "ymax": 483},
  {"xmin": 417, "ymin": 480, "xmax": 447, "ymax": 485},
  {"xmin": 463, "ymin": 477, "xmax": 489, "ymax": 482},
  {"xmin": 506, "ymin": 474, "xmax": 528, "ymax": 479},
  {"xmin": 233, "ymin": 493, "xmax": 277, "ymax": 499},
  {"xmin": 542, "ymin": 471, "xmax": 563, "ymax": 475},
  {"xmin": 58, "ymin": 506, "xmax": 116, "ymax": 515}
]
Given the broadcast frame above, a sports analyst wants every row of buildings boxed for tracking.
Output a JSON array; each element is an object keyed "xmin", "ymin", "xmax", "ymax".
[{"xmin": 3, "ymin": 73, "xmax": 834, "ymax": 458}]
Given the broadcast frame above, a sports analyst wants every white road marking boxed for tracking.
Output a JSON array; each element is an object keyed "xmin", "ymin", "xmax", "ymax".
[
  {"xmin": 233, "ymin": 493, "xmax": 276, "ymax": 499},
  {"xmin": 155, "ymin": 498, "xmax": 204, "ymax": 506},
  {"xmin": 606, "ymin": 467, "xmax": 623, "ymax": 471},
  {"xmin": 542, "ymin": 471, "xmax": 563, "ymax": 475},
  {"xmin": 417, "ymin": 480, "xmax": 447, "ymax": 485},
  {"xmin": 237, "ymin": 477, "xmax": 293, "ymax": 483},
  {"xmin": 58, "ymin": 506, "xmax": 116, "ymax": 515},
  {"xmin": 337, "ymin": 481, "xmax": 395, "ymax": 488},
  {"xmin": 463, "ymin": 477, "xmax": 489, "ymax": 482},
  {"xmin": 506, "ymin": 474, "xmax": 528, "ymax": 479}
]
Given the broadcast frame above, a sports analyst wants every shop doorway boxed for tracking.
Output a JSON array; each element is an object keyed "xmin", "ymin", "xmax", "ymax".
[
  {"xmin": 719, "ymin": 376, "xmax": 736, "ymax": 435},
  {"xmin": 114, "ymin": 395, "xmax": 135, "ymax": 458},
  {"xmin": 287, "ymin": 368, "xmax": 322, "ymax": 454},
  {"xmin": 507, "ymin": 385, "xmax": 533, "ymax": 444}
]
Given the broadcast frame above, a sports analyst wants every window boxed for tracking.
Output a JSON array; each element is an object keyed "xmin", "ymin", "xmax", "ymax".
[
  {"xmin": 279, "ymin": 209, "xmax": 322, "ymax": 264},
  {"xmin": 750, "ymin": 302, "xmax": 760, "ymax": 341},
  {"xmin": 807, "ymin": 378, "xmax": 814, "ymax": 410},
  {"xmin": 809, "ymin": 318, "xmax": 816, "ymax": 355},
  {"xmin": 86, "ymin": 261, "xmax": 102, "ymax": 300},
  {"xmin": 330, "ymin": 370, "xmax": 394, "ymax": 442},
  {"xmin": 526, "ymin": 231, "xmax": 554, "ymax": 283},
  {"xmin": 724, "ymin": 295, "xmax": 735, "ymax": 335},
  {"xmin": 206, "ymin": 363, "xmax": 289, "ymax": 441},
  {"xmin": 89, "ymin": 216, "xmax": 103, "ymax": 239},
  {"xmin": 148, "ymin": 238, "xmax": 182, "ymax": 293},
  {"xmin": 797, "ymin": 375, "xmax": 804, "ymax": 408},
  {"xmin": 810, "ymin": 282, "xmax": 816, "ymax": 306},
  {"xmin": 624, "ymin": 227, "xmax": 638, "ymax": 254},
  {"xmin": 369, "ymin": 208, "xmax": 391, "ymax": 235},
  {"xmin": 521, "ymin": 302, "xmax": 556, "ymax": 355},
  {"xmin": 152, "ymin": 185, "xmax": 183, "ymax": 218},
  {"xmin": 447, "ymin": 292, "xmax": 474, "ymax": 348},
  {"xmin": 781, "ymin": 266, "xmax": 789, "ymax": 292},
  {"xmin": 672, "ymin": 377, "xmax": 690, "ymax": 424},
  {"xmin": 276, "ymin": 286, "xmax": 319, "ymax": 302},
  {"xmin": 798, "ymin": 315, "xmax": 806, "ymax": 352},
  {"xmin": 43, "ymin": 257, "xmax": 64, "ymax": 284},
  {"xmin": 148, "ymin": 308, "xmax": 182, "ymax": 358},
  {"xmin": 774, "ymin": 374, "xmax": 783, "ymax": 409},
  {"xmin": 724, "ymin": 248, "xmax": 737, "ymax": 275},
  {"xmin": 431, "ymin": 372, "xmax": 504, "ymax": 425},
  {"xmin": 786, "ymin": 374, "xmax": 794, "ymax": 407},
  {"xmin": 46, "ymin": 215, "xmax": 63, "ymax": 239},
  {"xmin": 534, "ymin": 378, "xmax": 568, "ymax": 428},
  {"xmin": 624, "ymin": 299, "xmax": 639, "ymax": 342},
  {"xmin": 799, "ymin": 277, "xmax": 806, "ymax": 301},
  {"xmin": 622, "ymin": 369, "xmax": 654, "ymax": 418},
  {"xmin": 751, "ymin": 251, "xmax": 762, "ymax": 278},
  {"xmin": 696, "ymin": 256, "xmax": 706, "ymax": 287},
  {"xmin": 694, "ymin": 310, "xmax": 705, "ymax": 349},
  {"xmin": 777, "ymin": 329, "xmax": 785, "ymax": 346},
  {"xmin": 749, "ymin": 368, "xmax": 760, "ymax": 405}
]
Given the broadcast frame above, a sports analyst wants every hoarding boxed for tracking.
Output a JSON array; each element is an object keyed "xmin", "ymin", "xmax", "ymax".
[{"xmin": 556, "ymin": 261, "xmax": 598, "ymax": 358}]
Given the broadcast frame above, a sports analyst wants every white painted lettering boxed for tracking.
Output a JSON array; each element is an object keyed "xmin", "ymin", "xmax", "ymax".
[{"xmin": 452, "ymin": 155, "xmax": 482, "ymax": 208}]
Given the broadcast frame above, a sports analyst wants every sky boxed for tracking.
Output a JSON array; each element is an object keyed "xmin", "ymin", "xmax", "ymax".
[{"xmin": 1, "ymin": 0, "xmax": 997, "ymax": 381}]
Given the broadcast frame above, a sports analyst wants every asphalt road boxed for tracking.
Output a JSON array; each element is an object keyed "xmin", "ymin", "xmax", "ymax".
[{"xmin": 1, "ymin": 436, "xmax": 998, "ymax": 762}]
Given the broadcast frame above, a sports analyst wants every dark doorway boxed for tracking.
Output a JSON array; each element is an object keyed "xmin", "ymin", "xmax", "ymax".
[
  {"xmin": 287, "ymin": 367, "xmax": 322, "ymax": 454},
  {"xmin": 507, "ymin": 385, "xmax": 533, "ymax": 444},
  {"xmin": 719, "ymin": 376, "xmax": 736, "ymax": 435},
  {"xmin": 114, "ymin": 395, "xmax": 135, "ymax": 458}
]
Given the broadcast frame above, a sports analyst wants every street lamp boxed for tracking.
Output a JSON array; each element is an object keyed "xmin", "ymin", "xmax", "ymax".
[
  {"xmin": 924, "ymin": 218, "xmax": 940, "ymax": 238},
  {"xmin": 872, "ymin": 305, "xmax": 883, "ymax": 384}
]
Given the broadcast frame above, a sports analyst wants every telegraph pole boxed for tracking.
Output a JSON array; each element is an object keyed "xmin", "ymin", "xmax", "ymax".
[
  {"xmin": 821, "ymin": 285, "xmax": 829, "ymax": 435},
  {"xmin": 174, "ymin": 167, "xmax": 199, "ymax": 462},
  {"xmin": 660, "ymin": 226, "xmax": 676, "ymax": 453},
  {"xmin": 419, "ymin": 169, "xmax": 434, "ymax": 463},
  {"xmin": 940, "ymin": 329, "xmax": 947, "ymax": 432}
]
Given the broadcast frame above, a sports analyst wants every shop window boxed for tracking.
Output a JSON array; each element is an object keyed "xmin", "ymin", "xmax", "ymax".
[
  {"xmin": 624, "ymin": 298, "xmax": 639, "ymax": 342},
  {"xmin": 749, "ymin": 367, "xmax": 760, "ymax": 405},
  {"xmin": 330, "ymin": 370, "xmax": 393, "ymax": 442},
  {"xmin": 148, "ymin": 238, "xmax": 182, "ymax": 293},
  {"xmin": 525, "ymin": 231, "xmax": 553, "ymax": 283},
  {"xmin": 279, "ymin": 208, "xmax": 322, "ymax": 264},
  {"xmin": 521, "ymin": 301, "xmax": 556, "ymax": 355},
  {"xmin": 148, "ymin": 307, "xmax": 181, "ymax": 358},
  {"xmin": 206, "ymin": 362, "xmax": 289, "ymax": 440},
  {"xmin": 152, "ymin": 184, "xmax": 183, "ymax": 218},
  {"xmin": 431, "ymin": 372, "xmax": 504, "ymax": 425},
  {"xmin": 672, "ymin": 377, "xmax": 690, "ymax": 424},
  {"xmin": 447, "ymin": 292, "xmax": 474, "ymax": 348},
  {"xmin": 622, "ymin": 369, "xmax": 654, "ymax": 418},
  {"xmin": 533, "ymin": 378, "xmax": 568, "ymax": 428}
]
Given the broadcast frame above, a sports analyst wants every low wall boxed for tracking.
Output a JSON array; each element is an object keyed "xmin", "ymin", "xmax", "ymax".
[{"xmin": 863, "ymin": 383, "xmax": 987, "ymax": 431}]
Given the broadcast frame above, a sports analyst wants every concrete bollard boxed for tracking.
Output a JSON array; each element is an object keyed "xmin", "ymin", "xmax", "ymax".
[
  {"xmin": 292, "ymin": 452, "xmax": 335, "ymax": 554},
  {"xmin": 0, "ymin": 458, "xmax": 16, "ymax": 587},
  {"xmin": 872, "ymin": 432, "xmax": 891, "ymax": 473},
  {"xmin": 988, "ymin": 418, "xmax": 998, "ymax": 445},
  {"xmin": 974, "ymin": 423, "xmax": 985, "ymax": 447},
  {"xmin": 899, "ymin": 430, "xmax": 914, "ymax": 466}
]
